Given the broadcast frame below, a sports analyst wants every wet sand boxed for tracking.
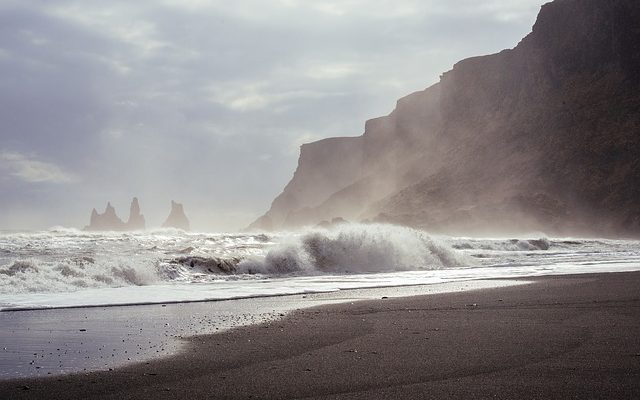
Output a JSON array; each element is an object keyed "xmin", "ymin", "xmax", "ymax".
[
  {"xmin": 0, "ymin": 280, "xmax": 522, "ymax": 379},
  {"xmin": 1, "ymin": 272, "xmax": 640, "ymax": 399}
]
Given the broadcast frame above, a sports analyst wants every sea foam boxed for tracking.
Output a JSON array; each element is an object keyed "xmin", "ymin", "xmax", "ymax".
[
  {"xmin": 2, "ymin": 225, "xmax": 640, "ymax": 304},
  {"xmin": 237, "ymin": 224, "xmax": 470, "ymax": 274},
  {"xmin": 0, "ymin": 257, "xmax": 159, "ymax": 295},
  {"xmin": 0, "ymin": 224, "xmax": 469, "ymax": 295}
]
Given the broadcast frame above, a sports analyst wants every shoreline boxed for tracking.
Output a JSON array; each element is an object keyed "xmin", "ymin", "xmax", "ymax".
[
  {"xmin": 0, "ymin": 280, "xmax": 519, "ymax": 313},
  {"xmin": 1, "ymin": 271, "xmax": 639, "ymax": 398},
  {"xmin": 0, "ymin": 279, "xmax": 526, "ymax": 379}
]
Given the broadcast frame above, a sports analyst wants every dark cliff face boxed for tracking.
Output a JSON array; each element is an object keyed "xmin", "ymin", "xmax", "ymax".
[
  {"xmin": 251, "ymin": 0, "xmax": 640, "ymax": 236},
  {"xmin": 248, "ymin": 137, "xmax": 363, "ymax": 230}
]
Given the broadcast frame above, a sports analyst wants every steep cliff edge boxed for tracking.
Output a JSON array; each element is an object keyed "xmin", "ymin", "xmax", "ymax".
[
  {"xmin": 251, "ymin": 0, "xmax": 640, "ymax": 236},
  {"xmin": 248, "ymin": 137, "xmax": 363, "ymax": 230}
]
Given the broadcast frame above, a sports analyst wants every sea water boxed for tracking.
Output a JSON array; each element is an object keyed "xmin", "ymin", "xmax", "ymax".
[
  {"xmin": 2, "ymin": 223, "xmax": 640, "ymax": 378},
  {"xmin": 1, "ymin": 223, "xmax": 639, "ymax": 310}
]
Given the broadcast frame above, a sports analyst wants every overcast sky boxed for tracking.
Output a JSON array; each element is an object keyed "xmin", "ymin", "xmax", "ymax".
[{"xmin": 0, "ymin": 0, "xmax": 547, "ymax": 231}]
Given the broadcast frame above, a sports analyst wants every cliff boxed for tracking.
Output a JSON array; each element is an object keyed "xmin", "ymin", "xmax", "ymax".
[
  {"xmin": 251, "ymin": 0, "xmax": 640, "ymax": 236},
  {"xmin": 248, "ymin": 137, "xmax": 363, "ymax": 230},
  {"xmin": 162, "ymin": 200, "xmax": 191, "ymax": 231},
  {"xmin": 84, "ymin": 198, "xmax": 146, "ymax": 231}
]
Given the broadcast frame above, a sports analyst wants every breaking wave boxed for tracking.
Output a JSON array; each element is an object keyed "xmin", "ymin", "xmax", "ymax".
[
  {"xmin": 0, "ymin": 257, "xmax": 159, "ymax": 295},
  {"xmin": 237, "ymin": 224, "xmax": 470, "ymax": 274},
  {"xmin": 451, "ymin": 237, "xmax": 551, "ymax": 251},
  {"xmin": 0, "ymin": 224, "xmax": 471, "ymax": 295},
  {"xmin": 2, "ymin": 225, "xmax": 640, "ymax": 304}
]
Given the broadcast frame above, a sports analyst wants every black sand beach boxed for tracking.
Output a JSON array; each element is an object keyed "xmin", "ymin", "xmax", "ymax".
[{"xmin": 2, "ymin": 272, "xmax": 639, "ymax": 399}]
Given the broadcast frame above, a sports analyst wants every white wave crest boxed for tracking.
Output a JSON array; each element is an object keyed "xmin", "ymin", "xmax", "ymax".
[
  {"xmin": 237, "ymin": 224, "xmax": 471, "ymax": 274},
  {"xmin": 0, "ymin": 257, "xmax": 159, "ymax": 294},
  {"xmin": 451, "ymin": 237, "xmax": 551, "ymax": 251},
  {"xmin": 0, "ymin": 224, "xmax": 476, "ymax": 295}
]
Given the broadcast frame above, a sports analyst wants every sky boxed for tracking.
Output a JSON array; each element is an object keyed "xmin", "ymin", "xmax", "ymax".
[{"xmin": 0, "ymin": 0, "xmax": 548, "ymax": 231}]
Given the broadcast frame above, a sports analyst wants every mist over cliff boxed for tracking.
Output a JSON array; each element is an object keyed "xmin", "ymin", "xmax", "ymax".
[{"xmin": 251, "ymin": 0, "xmax": 640, "ymax": 237}]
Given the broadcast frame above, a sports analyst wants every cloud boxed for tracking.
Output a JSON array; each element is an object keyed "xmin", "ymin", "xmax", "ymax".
[
  {"xmin": 0, "ymin": 0, "xmax": 547, "ymax": 230},
  {"xmin": 0, "ymin": 152, "xmax": 77, "ymax": 184},
  {"xmin": 304, "ymin": 63, "xmax": 360, "ymax": 80},
  {"xmin": 208, "ymin": 81, "xmax": 348, "ymax": 112}
]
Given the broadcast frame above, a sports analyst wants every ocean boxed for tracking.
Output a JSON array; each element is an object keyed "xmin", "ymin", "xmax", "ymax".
[
  {"xmin": 2, "ymin": 223, "xmax": 640, "ymax": 378},
  {"xmin": 2, "ymin": 223, "xmax": 639, "ymax": 311}
]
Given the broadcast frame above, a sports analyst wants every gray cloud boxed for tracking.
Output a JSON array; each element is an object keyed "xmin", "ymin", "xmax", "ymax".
[
  {"xmin": 0, "ymin": 0, "xmax": 546, "ymax": 231},
  {"xmin": 0, "ymin": 151, "xmax": 77, "ymax": 183}
]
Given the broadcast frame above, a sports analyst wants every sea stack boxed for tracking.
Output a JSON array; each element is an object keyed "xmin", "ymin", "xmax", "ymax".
[
  {"xmin": 125, "ymin": 197, "xmax": 146, "ymax": 230},
  {"xmin": 84, "ymin": 197, "xmax": 146, "ymax": 231},
  {"xmin": 162, "ymin": 200, "xmax": 190, "ymax": 231},
  {"xmin": 84, "ymin": 202, "xmax": 126, "ymax": 231}
]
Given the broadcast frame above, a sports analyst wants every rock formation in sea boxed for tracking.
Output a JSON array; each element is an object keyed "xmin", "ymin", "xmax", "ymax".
[
  {"xmin": 84, "ymin": 202, "xmax": 126, "ymax": 231},
  {"xmin": 162, "ymin": 200, "xmax": 191, "ymax": 231},
  {"xmin": 250, "ymin": 0, "xmax": 640, "ymax": 236},
  {"xmin": 125, "ymin": 197, "xmax": 146, "ymax": 230},
  {"xmin": 84, "ymin": 197, "xmax": 146, "ymax": 231}
]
